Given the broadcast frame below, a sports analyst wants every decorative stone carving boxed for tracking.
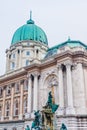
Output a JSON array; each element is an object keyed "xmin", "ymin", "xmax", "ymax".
[{"xmin": 47, "ymin": 76, "xmax": 58, "ymax": 88}]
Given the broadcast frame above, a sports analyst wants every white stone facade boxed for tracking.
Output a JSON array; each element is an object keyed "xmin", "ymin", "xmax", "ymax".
[{"xmin": 0, "ymin": 21, "xmax": 87, "ymax": 130}]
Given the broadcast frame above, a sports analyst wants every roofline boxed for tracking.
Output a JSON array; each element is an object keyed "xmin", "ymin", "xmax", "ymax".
[{"xmin": 48, "ymin": 40, "xmax": 87, "ymax": 51}]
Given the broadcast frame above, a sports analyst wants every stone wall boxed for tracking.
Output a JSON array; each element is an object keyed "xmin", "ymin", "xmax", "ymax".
[{"xmin": 0, "ymin": 121, "xmax": 24, "ymax": 130}]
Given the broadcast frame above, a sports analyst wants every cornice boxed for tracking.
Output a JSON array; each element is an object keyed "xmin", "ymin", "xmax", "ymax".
[
  {"xmin": 1, "ymin": 50, "xmax": 87, "ymax": 84},
  {"xmin": 0, "ymin": 69, "xmax": 27, "ymax": 85}
]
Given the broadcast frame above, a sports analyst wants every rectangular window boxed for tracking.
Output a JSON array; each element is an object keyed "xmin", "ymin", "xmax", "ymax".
[
  {"xmin": 26, "ymin": 51, "xmax": 30, "ymax": 56},
  {"xmin": 0, "ymin": 88, "xmax": 3, "ymax": 96},
  {"xmin": 12, "ymin": 62, "xmax": 15, "ymax": 69},
  {"xmin": 26, "ymin": 60, "xmax": 30, "ymax": 66},
  {"xmin": 15, "ymin": 83, "xmax": 20, "ymax": 93},
  {"xmin": 13, "ymin": 54, "xmax": 15, "ymax": 58},
  {"xmin": 24, "ymin": 80, "xmax": 28, "ymax": 91}
]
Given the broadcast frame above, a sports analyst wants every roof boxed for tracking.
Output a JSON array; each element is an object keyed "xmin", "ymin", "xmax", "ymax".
[
  {"xmin": 11, "ymin": 13, "xmax": 48, "ymax": 45},
  {"xmin": 44, "ymin": 38, "xmax": 87, "ymax": 59}
]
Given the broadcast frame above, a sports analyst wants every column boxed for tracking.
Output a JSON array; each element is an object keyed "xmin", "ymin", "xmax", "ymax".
[
  {"xmin": 6, "ymin": 54, "xmax": 9, "ymax": 72},
  {"xmin": 9, "ymin": 84, "xmax": 14, "ymax": 120},
  {"xmin": 1, "ymin": 86, "xmax": 5, "ymax": 121},
  {"xmin": 19, "ymin": 49, "xmax": 22, "ymax": 68},
  {"xmin": 66, "ymin": 63, "xmax": 75, "ymax": 114},
  {"xmin": 19, "ymin": 80, "xmax": 24, "ymax": 119},
  {"xmin": 27, "ymin": 75, "xmax": 32, "ymax": 114},
  {"xmin": 77, "ymin": 63, "xmax": 86, "ymax": 114},
  {"xmin": 57, "ymin": 64, "xmax": 64, "ymax": 115},
  {"xmin": 33, "ymin": 73, "xmax": 38, "ymax": 111},
  {"xmin": 15, "ymin": 51, "xmax": 18, "ymax": 69}
]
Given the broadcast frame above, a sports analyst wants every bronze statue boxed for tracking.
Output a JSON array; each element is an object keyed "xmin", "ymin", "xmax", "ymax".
[
  {"xmin": 25, "ymin": 125, "xmax": 30, "ymax": 130},
  {"xmin": 60, "ymin": 123, "xmax": 67, "ymax": 130},
  {"xmin": 44, "ymin": 91, "xmax": 59, "ymax": 113},
  {"xmin": 31, "ymin": 110, "xmax": 41, "ymax": 130},
  {"xmin": 42, "ymin": 91, "xmax": 59, "ymax": 129}
]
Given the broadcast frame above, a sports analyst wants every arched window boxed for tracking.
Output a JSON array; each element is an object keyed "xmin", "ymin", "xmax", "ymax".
[
  {"xmin": 14, "ymin": 100, "xmax": 19, "ymax": 116},
  {"xmin": 24, "ymin": 98, "xmax": 27, "ymax": 114},
  {"xmin": 26, "ymin": 51, "xmax": 30, "ymax": 56},
  {"xmin": 6, "ymin": 101, "xmax": 10, "ymax": 117}
]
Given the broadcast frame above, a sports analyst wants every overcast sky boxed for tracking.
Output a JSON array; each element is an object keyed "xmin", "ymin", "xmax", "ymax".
[{"xmin": 0, "ymin": 0, "xmax": 87, "ymax": 75}]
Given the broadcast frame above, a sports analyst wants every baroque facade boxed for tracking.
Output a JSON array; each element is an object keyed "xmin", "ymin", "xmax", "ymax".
[{"xmin": 0, "ymin": 14, "xmax": 87, "ymax": 130}]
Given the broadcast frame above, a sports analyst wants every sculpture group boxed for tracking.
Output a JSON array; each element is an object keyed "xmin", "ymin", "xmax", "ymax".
[{"xmin": 25, "ymin": 91, "xmax": 67, "ymax": 130}]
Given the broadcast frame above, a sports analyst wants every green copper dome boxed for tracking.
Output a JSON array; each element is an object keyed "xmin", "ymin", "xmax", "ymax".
[{"xmin": 11, "ymin": 15, "xmax": 48, "ymax": 45}]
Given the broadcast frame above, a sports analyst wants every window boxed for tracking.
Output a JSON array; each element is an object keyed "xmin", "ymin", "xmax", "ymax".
[
  {"xmin": 27, "ymin": 42, "xmax": 30, "ymax": 46},
  {"xmin": 15, "ymin": 83, "xmax": 20, "ymax": 93},
  {"xmin": 24, "ymin": 98, "xmax": 27, "ymax": 114},
  {"xmin": 0, "ymin": 88, "xmax": 3, "ymax": 96},
  {"xmin": 6, "ymin": 86, "xmax": 11, "ymax": 95},
  {"xmin": 11, "ymin": 62, "xmax": 15, "ymax": 69},
  {"xmin": 14, "ymin": 100, "xmax": 19, "ymax": 116},
  {"xmin": 24, "ymin": 80, "xmax": 28, "ymax": 91},
  {"xmin": 26, "ymin": 51, "xmax": 30, "ymax": 55},
  {"xmin": 26, "ymin": 60, "xmax": 30, "ymax": 66},
  {"xmin": 6, "ymin": 102, "xmax": 10, "ymax": 117},
  {"xmin": 13, "ymin": 54, "xmax": 15, "ymax": 58},
  {"xmin": 12, "ymin": 62, "xmax": 15, "ymax": 69}
]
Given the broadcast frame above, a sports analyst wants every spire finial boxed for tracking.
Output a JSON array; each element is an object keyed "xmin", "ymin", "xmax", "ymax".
[
  {"xmin": 30, "ymin": 10, "xmax": 32, "ymax": 20},
  {"xmin": 27, "ymin": 11, "xmax": 34, "ymax": 24},
  {"xmin": 68, "ymin": 36, "xmax": 71, "ymax": 41}
]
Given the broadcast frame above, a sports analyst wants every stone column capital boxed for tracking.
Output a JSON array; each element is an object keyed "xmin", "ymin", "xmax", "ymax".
[
  {"xmin": 65, "ymin": 62, "xmax": 72, "ymax": 69},
  {"xmin": 33, "ymin": 72, "xmax": 40, "ymax": 78},
  {"xmin": 20, "ymin": 79, "xmax": 25, "ymax": 84},
  {"xmin": 27, "ymin": 73, "xmax": 31, "ymax": 79},
  {"xmin": 57, "ymin": 64, "xmax": 62, "ymax": 70}
]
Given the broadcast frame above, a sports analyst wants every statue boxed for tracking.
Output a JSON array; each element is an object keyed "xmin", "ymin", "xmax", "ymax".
[
  {"xmin": 42, "ymin": 91, "xmax": 59, "ymax": 129},
  {"xmin": 31, "ymin": 91, "xmax": 59, "ymax": 130},
  {"xmin": 44, "ymin": 91, "xmax": 59, "ymax": 113},
  {"xmin": 60, "ymin": 123, "xmax": 67, "ymax": 130},
  {"xmin": 25, "ymin": 125, "xmax": 30, "ymax": 130},
  {"xmin": 31, "ymin": 110, "xmax": 41, "ymax": 130}
]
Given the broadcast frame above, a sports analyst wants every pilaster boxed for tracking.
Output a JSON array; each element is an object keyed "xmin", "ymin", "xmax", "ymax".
[
  {"xmin": 1, "ymin": 86, "xmax": 6, "ymax": 121},
  {"xmin": 65, "ymin": 63, "xmax": 75, "ymax": 115},
  {"xmin": 19, "ymin": 80, "xmax": 24, "ymax": 120},
  {"xmin": 27, "ymin": 74, "xmax": 32, "ymax": 116},
  {"xmin": 57, "ymin": 64, "xmax": 64, "ymax": 115},
  {"xmin": 9, "ymin": 84, "xmax": 14, "ymax": 120},
  {"xmin": 33, "ymin": 72, "xmax": 39, "ymax": 111}
]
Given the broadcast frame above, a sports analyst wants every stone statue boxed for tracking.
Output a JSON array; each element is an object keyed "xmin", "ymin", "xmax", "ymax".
[
  {"xmin": 31, "ymin": 110, "xmax": 41, "ymax": 130},
  {"xmin": 25, "ymin": 125, "xmax": 30, "ymax": 130},
  {"xmin": 60, "ymin": 123, "xmax": 67, "ymax": 130}
]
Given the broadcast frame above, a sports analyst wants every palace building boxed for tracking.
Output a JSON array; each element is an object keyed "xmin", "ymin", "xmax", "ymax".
[{"xmin": 0, "ymin": 13, "xmax": 87, "ymax": 130}]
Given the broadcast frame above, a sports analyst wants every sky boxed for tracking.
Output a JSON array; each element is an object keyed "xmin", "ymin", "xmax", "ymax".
[{"xmin": 0, "ymin": 0, "xmax": 87, "ymax": 74}]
